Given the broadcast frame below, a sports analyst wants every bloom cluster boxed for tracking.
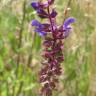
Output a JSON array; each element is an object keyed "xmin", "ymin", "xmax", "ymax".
[{"xmin": 31, "ymin": 0, "xmax": 75, "ymax": 96}]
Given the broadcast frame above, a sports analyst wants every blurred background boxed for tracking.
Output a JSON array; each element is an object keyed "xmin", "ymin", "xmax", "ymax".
[{"xmin": 0, "ymin": 0, "xmax": 96, "ymax": 96}]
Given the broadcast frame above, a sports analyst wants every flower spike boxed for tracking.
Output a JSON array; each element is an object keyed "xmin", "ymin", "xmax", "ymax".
[{"xmin": 31, "ymin": 0, "xmax": 75, "ymax": 95}]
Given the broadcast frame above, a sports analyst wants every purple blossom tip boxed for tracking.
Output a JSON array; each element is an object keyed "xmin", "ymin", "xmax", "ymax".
[
  {"xmin": 50, "ymin": 9, "xmax": 57, "ymax": 18},
  {"xmin": 31, "ymin": 20, "xmax": 47, "ymax": 37},
  {"xmin": 63, "ymin": 17, "xmax": 76, "ymax": 28},
  {"xmin": 31, "ymin": 2, "xmax": 39, "ymax": 10},
  {"xmin": 31, "ymin": 20, "xmax": 40, "ymax": 26}
]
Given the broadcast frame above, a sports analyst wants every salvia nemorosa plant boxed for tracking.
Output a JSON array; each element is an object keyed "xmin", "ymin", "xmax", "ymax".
[{"xmin": 31, "ymin": 0, "xmax": 75, "ymax": 96}]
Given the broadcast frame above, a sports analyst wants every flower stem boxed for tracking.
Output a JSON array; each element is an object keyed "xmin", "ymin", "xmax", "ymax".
[{"xmin": 47, "ymin": 7, "xmax": 54, "ymax": 34}]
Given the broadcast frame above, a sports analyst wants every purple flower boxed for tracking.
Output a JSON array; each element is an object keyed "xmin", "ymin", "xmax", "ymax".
[
  {"xmin": 31, "ymin": 2, "xmax": 39, "ymax": 10},
  {"xmin": 32, "ymin": 20, "xmax": 51, "ymax": 36},
  {"xmin": 63, "ymin": 17, "xmax": 75, "ymax": 30},
  {"xmin": 58, "ymin": 17, "xmax": 75, "ymax": 38},
  {"xmin": 50, "ymin": 9, "xmax": 57, "ymax": 18},
  {"xmin": 31, "ymin": 0, "xmax": 54, "ymax": 10},
  {"xmin": 31, "ymin": 2, "xmax": 49, "ymax": 18},
  {"xmin": 32, "ymin": 20, "xmax": 46, "ymax": 36},
  {"xmin": 35, "ymin": 28, "xmax": 47, "ymax": 36},
  {"xmin": 31, "ymin": 19, "xmax": 40, "ymax": 26},
  {"xmin": 63, "ymin": 17, "xmax": 75, "ymax": 38},
  {"xmin": 37, "ymin": 9, "xmax": 48, "ymax": 18}
]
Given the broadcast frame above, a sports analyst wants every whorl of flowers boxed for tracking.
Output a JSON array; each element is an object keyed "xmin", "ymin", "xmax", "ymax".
[{"xmin": 31, "ymin": 0, "xmax": 75, "ymax": 96}]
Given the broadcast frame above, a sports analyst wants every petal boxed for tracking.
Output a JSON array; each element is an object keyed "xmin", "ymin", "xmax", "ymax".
[
  {"xmin": 31, "ymin": 2, "xmax": 39, "ymax": 10},
  {"xmin": 31, "ymin": 20, "xmax": 40, "ymax": 26},
  {"xmin": 50, "ymin": 10, "xmax": 57, "ymax": 18},
  {"xmin": 35, "ymin": 28, "xmax": 47, "ymax": 36},
  {"xmin": 39, "ymin": 2, "xmax": 49, "ymax": 8},
  {"xmin": 63, "ymin": 26, "xmax": 72, "ymax": 38},
  {"xmin": 39, "ymin": 32, "xmax": 47, "ymax": 36},
  {"xmin": 42, "ymin": 24, "xmax": 50, "ymax": 28},
  {"xmin": 64, "ymin": 29, "xmax": 70, "ymax": 38},
  {"xmin": 63, "ymin": 17, "xmax": 75, "ymax": 28},
  {"xmin": 37, "ymin": 9, "xmax": 48, "ymax": 18}
]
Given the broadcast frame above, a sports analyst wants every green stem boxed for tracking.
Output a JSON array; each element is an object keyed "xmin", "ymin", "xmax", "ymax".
[
  {"xmin": 6, "ymin": 81, "xmax": 10, "ymax": 96},
  {"xmin": 63, "ymin": 0, "xmax": 72, "ymax": 22},
  {"xmin": 27, "ymin": 32, "xmax": 36, "ymax": 67},
  {"xmin": 14, "ymin": 1, "xmax": 26, "ymax": 96},
  {"xmin": 16, "ymin": 81, "xmax": 24, "ymax": 96},
  {"xmin": 16, "ymin": 0, "xmax": 26, "ymax": 77}
]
